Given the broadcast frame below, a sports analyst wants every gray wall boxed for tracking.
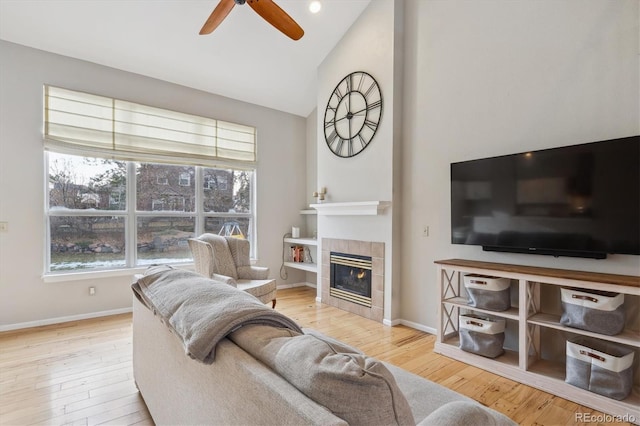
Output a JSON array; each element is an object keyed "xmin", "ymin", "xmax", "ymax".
[{"xmin": 0, "ymin": 40, "xmax": 307, "ymax": 328}]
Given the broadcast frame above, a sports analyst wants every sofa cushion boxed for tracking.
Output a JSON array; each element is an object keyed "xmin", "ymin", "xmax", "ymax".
[
  {"xmin": 230, "ymin": 325, "xmax": 415, "ymax": 426},
  {"xmin": 418, "ymin": 401, "xmax": 509, "ymax": 426}
]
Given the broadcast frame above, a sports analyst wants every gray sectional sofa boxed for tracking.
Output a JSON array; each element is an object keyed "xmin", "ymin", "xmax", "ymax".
[{"xmin": 132, "ymin": 267, "xmax": 516, "ymax": 425}]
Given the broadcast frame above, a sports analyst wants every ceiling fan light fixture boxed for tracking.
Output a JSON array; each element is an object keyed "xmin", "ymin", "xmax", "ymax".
[{"xmin": 309, "ymin": 1, "xmax": 321, "ymax": 14}]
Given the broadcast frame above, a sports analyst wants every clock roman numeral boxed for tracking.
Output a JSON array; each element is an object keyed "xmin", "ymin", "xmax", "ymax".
[
  {"xmin": 326, "ymin": 129, "xmax": 338, "ymax": 145},
  {"xmin": 367, "ymin": 100, "xmax": 382, "ymax": 111},
  {"xmin": 364, "ymin": 81, "xmax": 378, "ymax": 99},
  {"xmin": 364, "ymin": 119, "xmax": 378, "ymax": 131},
  {"xmin": 358, "ymin": 133, "xmax": 368, "ymax": 148},
  {"xmin": 357, "ymin": 72, "xmax": 365, "ymax": 92},
  {"xmin": 335, "ymin": 138, "xmax": 345, "ymax": 155}
]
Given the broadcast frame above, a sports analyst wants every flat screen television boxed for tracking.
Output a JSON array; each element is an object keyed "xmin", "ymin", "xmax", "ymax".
[{"xmin": 451, "ymin": 135, "xmax": 639, "ymax": 259}]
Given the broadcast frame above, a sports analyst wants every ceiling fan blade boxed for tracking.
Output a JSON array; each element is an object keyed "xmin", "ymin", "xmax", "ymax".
[
  {"xmin": 200, "ymin": 0, "xmax": 236, "ymax": 35},
  {"xmin": 247, "ymin": 0, "xmax": 304, "ymax": 40}
]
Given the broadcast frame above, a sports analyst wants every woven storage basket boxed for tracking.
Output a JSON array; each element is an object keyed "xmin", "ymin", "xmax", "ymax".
[
  {"xmin": 560, "ymin": 288, "xmax": 625, "ymax": 335},
  {"xmin": 459, "ymin": 314, "xmax": 506, "ymax": 358},
  {"xmin": 565, "ymin": 338, "xmax": 634, "ymax": 400},
  {"xmin": 463, "ymin": 274, "xmax": 511, "ymax": 311}
]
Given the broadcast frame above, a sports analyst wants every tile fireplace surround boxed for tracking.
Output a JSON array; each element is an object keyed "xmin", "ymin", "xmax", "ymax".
[{"xmin": 321, "ymin": 238, "xmax": 384, "ymax": 322}]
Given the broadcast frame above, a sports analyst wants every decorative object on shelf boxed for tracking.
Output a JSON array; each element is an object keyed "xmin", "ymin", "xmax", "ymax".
[
  {"xmin": 291, "ymin": 226, "xmax": 300, "ymax": 238},
  {"xmin": 566, "ymin": 338, "xmax": 634, "ymax": 400},
  {"xmin": 463, "ymin": 274, "xmax": 511, "ymax": 312},
  {"xmin": 459, "ymin": 314, "xmax": 505, "ymax": 359},
  {"xmin": 560, "ymin": 288, "xmax": 625, "ymax": 336},
  {"xmin": 323, "ymin": 71, "xmax": 383, "ymax": 158},
  {"xmin": 313, "ymin": 187, "xmax": 327, "ymax": 203},
  {"xmin": 291, "ymin": 246, "xmax": 304, "ymax": 262},
  {"xmin": 303, "ymin": 246, "xmax": 313, "ymax": 264}
]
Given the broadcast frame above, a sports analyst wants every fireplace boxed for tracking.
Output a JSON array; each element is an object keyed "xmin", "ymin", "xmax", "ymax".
[
  {"xmin": 330, "ymin": 252, "xmax": 372, "ymax": 307},
  {"xmin": 322, "ymin": 238, "xmax": 384, "ymax": 322}
]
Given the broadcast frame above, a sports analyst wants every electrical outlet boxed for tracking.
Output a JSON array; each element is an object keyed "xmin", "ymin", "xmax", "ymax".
[
  {"xmin": 89, "ymin": 287, "xmax": 96, "ymax": 296},
  {"xmin": 422, "ymin": 226, "xmax": 429, "ymax": 237},
  {"xmin": 0, "ymin": 222, "xmax": 7, "ymax": 232}
]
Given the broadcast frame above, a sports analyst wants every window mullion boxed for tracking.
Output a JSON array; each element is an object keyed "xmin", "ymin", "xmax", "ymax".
[
  {"xmin": 126, "ymin": 161, "xmax": 137, "ymax": 268},
  {"xmin": 195, "ymin": 166, "xmax": 204, "ymax": 236}
]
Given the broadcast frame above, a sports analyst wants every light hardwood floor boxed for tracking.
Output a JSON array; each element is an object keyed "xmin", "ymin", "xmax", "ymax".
[{"xmin": 0, "ymin": 286, "xmax": 629, "ymax": 426}]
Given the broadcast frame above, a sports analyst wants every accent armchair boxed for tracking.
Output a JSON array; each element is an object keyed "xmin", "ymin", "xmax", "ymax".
[{"xmin": 188, "ymin": 233, "xmax": 277, "ymax": 308}]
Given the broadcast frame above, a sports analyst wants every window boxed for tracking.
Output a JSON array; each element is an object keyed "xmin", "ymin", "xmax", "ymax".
[
  {"xmin": 178, "ymin": 172, "xmax": 191, "ymax": 187},
  {"xmin": 218, "ymin": 176, "xmax": 228, "ymax": 191},
  {"xmin": 46, "ymin": 152, "xmax": 255, "ymax": 273},
  {"xmin": 44, "ymin": 86, "xmax": 257, "ymax": 274}
]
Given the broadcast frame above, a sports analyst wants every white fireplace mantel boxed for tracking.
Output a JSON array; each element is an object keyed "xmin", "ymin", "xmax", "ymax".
[{"xmin": 309, "ymin": 201, "xmax": 391, "ymax": 216}]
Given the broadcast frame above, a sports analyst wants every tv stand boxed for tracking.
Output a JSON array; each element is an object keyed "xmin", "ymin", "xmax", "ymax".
[{"xmin": 434, "ymin": 259, "xmax": 639, "ymax": 419}]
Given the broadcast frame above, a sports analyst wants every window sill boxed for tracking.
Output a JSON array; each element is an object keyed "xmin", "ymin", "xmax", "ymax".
[{"xmin": 42, "ymin": 263, "xmax": 195, "ymax": 283}]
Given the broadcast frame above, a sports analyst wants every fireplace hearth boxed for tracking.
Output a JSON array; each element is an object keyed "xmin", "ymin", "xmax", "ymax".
[{"xmin": 330, "ymin": 252, "xmax": 372, "ymax": 307}]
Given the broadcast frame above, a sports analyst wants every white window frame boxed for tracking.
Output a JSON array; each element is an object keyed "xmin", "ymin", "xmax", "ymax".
[{"xmin": 44, "ymin": 154, "xmax": 256, "ymax": 276}]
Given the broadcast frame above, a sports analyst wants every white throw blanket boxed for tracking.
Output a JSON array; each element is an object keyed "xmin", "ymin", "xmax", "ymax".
[{"xmin": 132, "ymin": 265, "xmax": 302, "ymax": 364}]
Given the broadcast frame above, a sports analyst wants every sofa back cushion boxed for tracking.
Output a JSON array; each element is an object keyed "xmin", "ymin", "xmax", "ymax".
[{"xmin": 230, "ymin": 325, "xmax": 415, "ymax": 426}]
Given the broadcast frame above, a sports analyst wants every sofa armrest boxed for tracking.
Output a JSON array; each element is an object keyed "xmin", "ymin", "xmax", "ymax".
[
  {"xmin": 237, "ymin": 265, "xmax": 269, "ymax": 280},
  {"xmin": 212, "ymin": 273, "xmax": 237, "ymax": 287}
]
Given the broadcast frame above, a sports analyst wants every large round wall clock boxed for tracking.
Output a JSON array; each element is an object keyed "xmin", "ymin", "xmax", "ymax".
[{"xmin": 323, "ymin": 71, "xmax": 383, "ymax": 158}]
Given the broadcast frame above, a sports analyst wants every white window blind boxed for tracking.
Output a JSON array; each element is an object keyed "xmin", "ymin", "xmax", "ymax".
[{"xmin": 44, "ymin": 86, "xmax": 256, "ymax": 165}]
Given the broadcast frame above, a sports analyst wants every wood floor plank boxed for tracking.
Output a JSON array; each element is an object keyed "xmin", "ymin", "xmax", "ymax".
[{"xmin": 0, "ymin": 286, "xmax": 630, "ymax": 426}]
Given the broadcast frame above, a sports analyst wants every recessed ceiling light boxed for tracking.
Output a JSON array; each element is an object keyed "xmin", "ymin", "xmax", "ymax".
[{"xmin": 309, "ymin": 1, "xmax": 321, "ymax": 14}]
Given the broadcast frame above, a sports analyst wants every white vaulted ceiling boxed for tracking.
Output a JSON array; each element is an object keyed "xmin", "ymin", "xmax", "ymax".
[{"xmin": 0, "ymin": 0, "xmax": 371, "ymax": 117}]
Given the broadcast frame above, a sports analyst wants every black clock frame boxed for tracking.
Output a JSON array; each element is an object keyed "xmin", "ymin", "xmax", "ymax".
[{"xmin": 323, "ymin": 71, "xmax": 383, "ymax": 158}]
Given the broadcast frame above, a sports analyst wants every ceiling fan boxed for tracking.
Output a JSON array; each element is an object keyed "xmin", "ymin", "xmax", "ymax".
[{"xmin": 200, "ymin": 0, "xmax": 304, "ymax": 40}]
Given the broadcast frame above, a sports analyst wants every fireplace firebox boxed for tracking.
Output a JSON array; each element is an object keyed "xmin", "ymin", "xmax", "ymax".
[{"xmin": 330, "ymin": 252, "xmax": 373, "ymax": 307}]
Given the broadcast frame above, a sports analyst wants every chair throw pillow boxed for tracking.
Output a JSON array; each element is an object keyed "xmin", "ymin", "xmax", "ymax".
[{"xmin": 230, "ymin": 325, "xmax": 415, "ymax": 426}]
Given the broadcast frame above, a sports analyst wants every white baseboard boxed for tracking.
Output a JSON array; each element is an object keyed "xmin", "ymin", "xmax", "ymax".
[
  {"xmin": 0, "ymin": 307, "xmax": 133, "ymax": 332},
  {"xmin": 277, "ymin": 281, "xmax": 316, "ymax": 290},
  {"xmin": 381, "ymin": 318, "xmax": 435, "ymax": 334},
  {"xmin": 398, "ymin": 319, "xmax": 436, "ymax": 335}
]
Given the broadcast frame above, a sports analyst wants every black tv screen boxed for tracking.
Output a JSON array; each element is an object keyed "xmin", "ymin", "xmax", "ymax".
[{"xmin": 451, "ymin": 135, "xmax": 640, "ymax": 259}]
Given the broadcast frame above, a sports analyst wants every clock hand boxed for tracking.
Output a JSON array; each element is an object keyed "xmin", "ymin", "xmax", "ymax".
[{"xmin": 349, "ymin": 106, "xmax": 368, "ymax": 116}]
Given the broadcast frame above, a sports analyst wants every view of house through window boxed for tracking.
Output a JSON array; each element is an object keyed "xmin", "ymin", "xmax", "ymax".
[{"xmin": 47, "ymin": 152, "xmax": 254, "ymax": 272}]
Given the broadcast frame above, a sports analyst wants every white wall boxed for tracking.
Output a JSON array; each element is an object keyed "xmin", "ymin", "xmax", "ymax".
[
  {"xmin": 0, "ymin": 41, "xmax": 307, "ymax": 328},
  {"xmin": 400, "ymin": 0, "xmax": 640, "ymax": 329},
  {"xmin": 316, "ymin": 0, "xmax": 402, "ymax": 321}
]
